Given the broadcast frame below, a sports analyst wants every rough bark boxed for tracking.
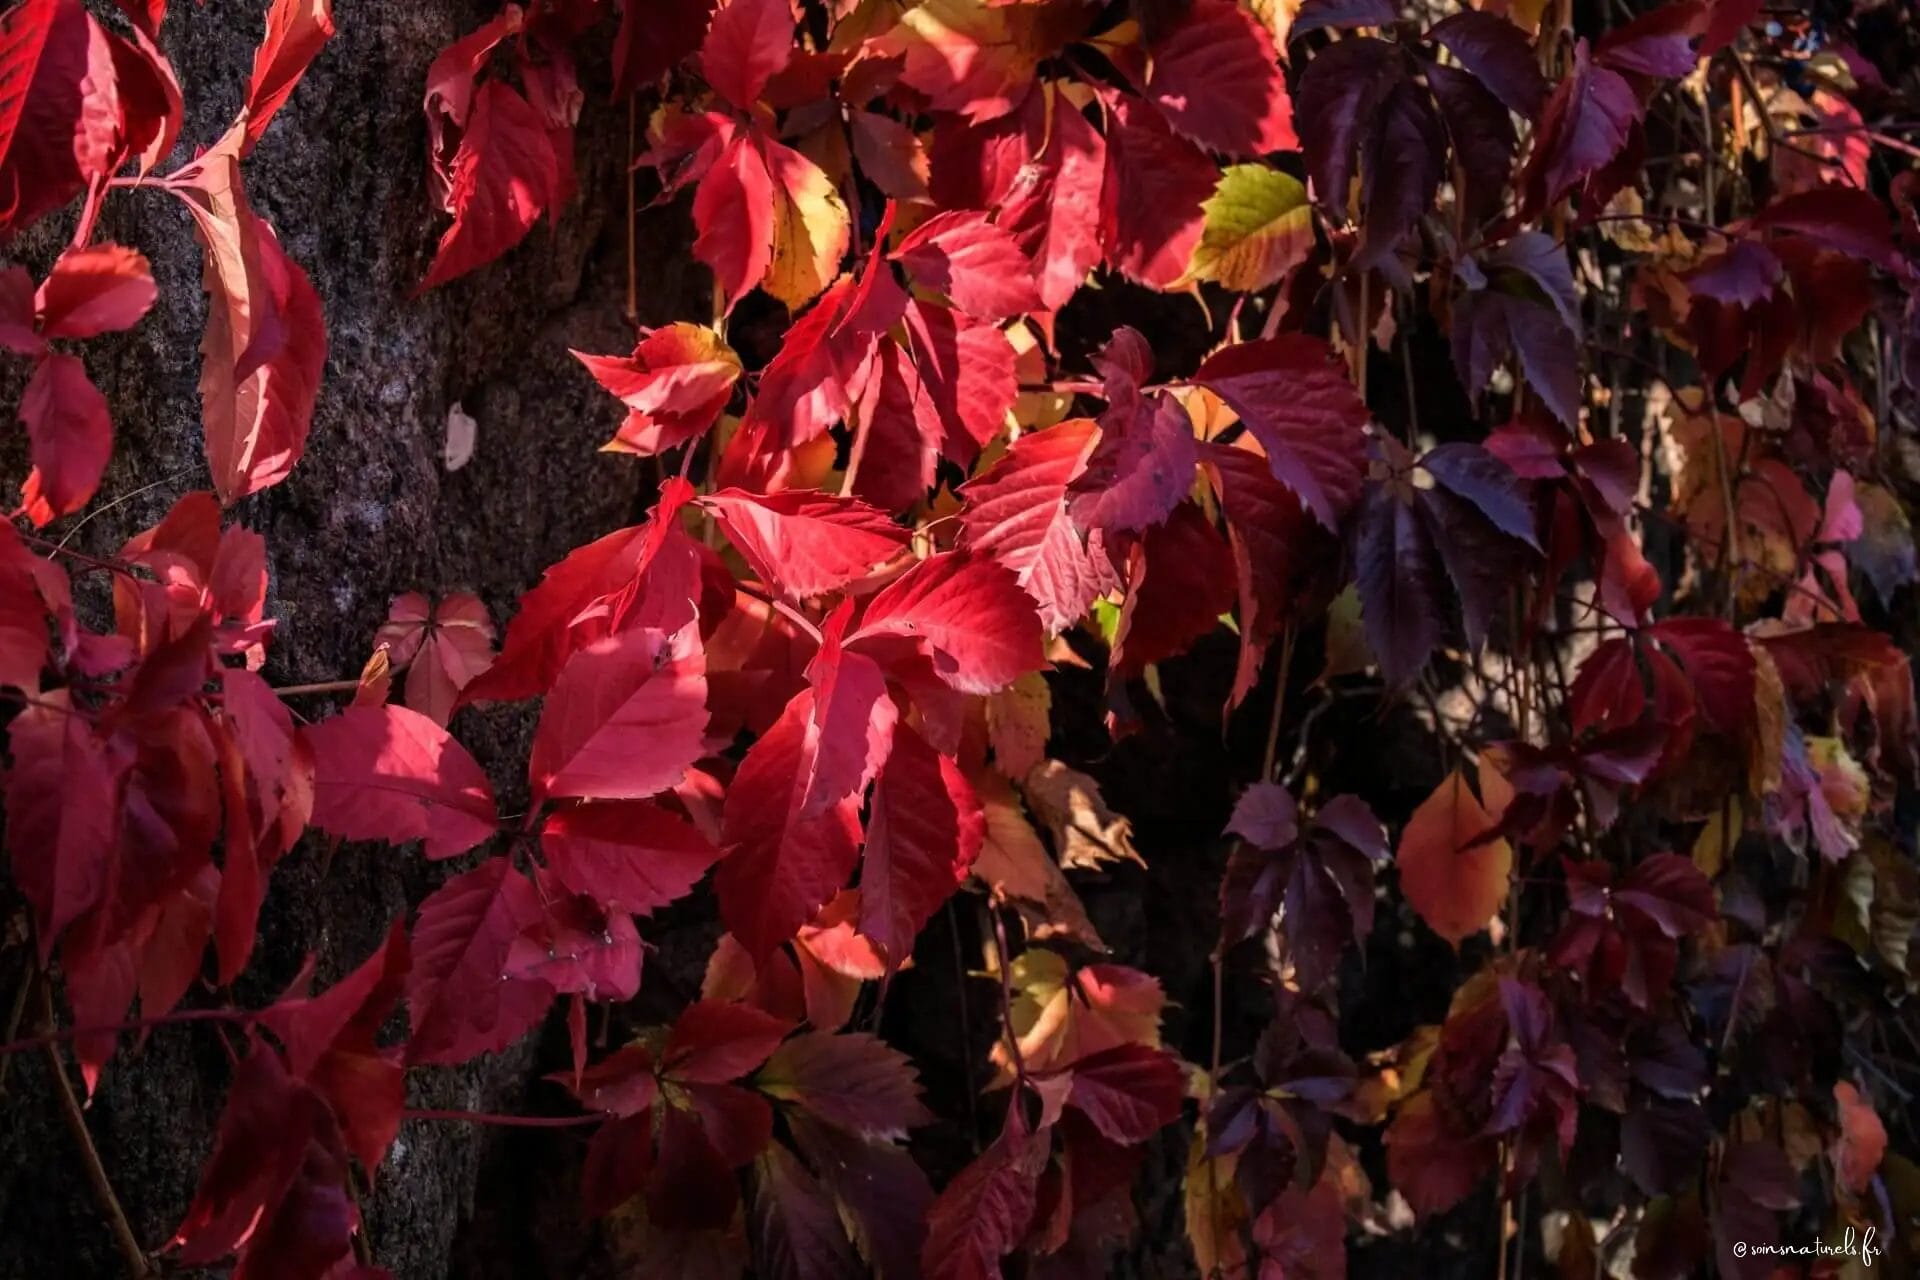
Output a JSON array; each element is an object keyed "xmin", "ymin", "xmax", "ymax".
[{"xmin": 0, "ymin": 3, "xmax": 701, "ymax": 1276}]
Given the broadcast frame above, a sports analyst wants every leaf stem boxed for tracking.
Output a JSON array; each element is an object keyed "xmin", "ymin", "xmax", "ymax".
[{"xmin": 732, "ymin": 580, "xmax": 824, "ymax": 644}]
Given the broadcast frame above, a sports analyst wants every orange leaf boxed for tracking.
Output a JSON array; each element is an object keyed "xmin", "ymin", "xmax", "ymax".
[{"xmin": 1396, "ymin": 769, "xmax": 1511, "ymax": 946}]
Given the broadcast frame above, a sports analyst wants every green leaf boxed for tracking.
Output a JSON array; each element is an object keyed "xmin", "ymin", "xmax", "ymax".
[{"xmin": 1181, "ymin": 164, "xmax": 1313, "ymax": 292}]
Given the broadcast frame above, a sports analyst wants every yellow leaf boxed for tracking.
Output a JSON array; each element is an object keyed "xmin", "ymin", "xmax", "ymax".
[
  {"xmin": 986, "ymin": 672, "xmax": 1051, "ymax": 777},
  {"xmin": 970, "ymin": 770, "xmax": 1102, "ymax": 947},
  {"xmin": 1022, "ymin": 759, "xmax": 1142, "ymax": 870},
  {"xmin": 1691, "ymin": 797, "xmax": 1743, "ymax": 877},
  {"xmin": 995, "ymin": 947, "xmax": 1162, "ymax": 1076},
  {"xmin": 1182, "ymin": 164, "xmax": 1314, "ymax": 293},
  {"xmin": 1184, "ymin": 1133, "xmax": 1249, "ymax": 1278},
  {"xmin": 761, "ymin": 140, "xmax": 850, "ymax": 310}
]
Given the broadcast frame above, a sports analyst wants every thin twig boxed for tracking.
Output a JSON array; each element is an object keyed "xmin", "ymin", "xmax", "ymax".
[
  {"xmin": 401, "ymin": 1108, "xmax": 600, "ymax": 1129},
  {"xmin": 271, "ymin": 678, "xmax": 364, "ymax": 699},
  {"xmin": 40, "ymin": 986, "xmax": 149, "ymax": 1278}
]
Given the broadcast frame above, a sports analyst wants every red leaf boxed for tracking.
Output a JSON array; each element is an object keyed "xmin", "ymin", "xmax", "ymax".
[
  {"xmin": 700, "ymin": 487, "xmax": 909, "ymax": 598},
  {"xmin": 264, "ymin": 921, "xmax": 408, "ymax": 1079},
  {"xmin": 419, "ymin": 79, "xmax": 559, "ymax": 291},
  {"xmin": 528, "ymin": 624, "xmax": 709, "ymax": 804},
  {"xmin": 1193, "ymin": 335, "xmax": 1369, "ymax": 528},
  {"xmin": 851, "ymin": 338, "xmax": 943, "ymax": 511},
  {"xmin": 1521, "ymin": 40, "xmax": 1641, "ymax": 214},
  {"xmin": 303, "ymin": 704, "xmax": 497, "ymax": 859},
  {"xmin": 757, "ymin": 1030, "xmax": 934, "ymax": 1138},
  {"xmin": 168, "ymin": 133, "xmax": 327, "ymax": 503},
  {"xmin": 1647, "ymin": 617, "xmax": 1755, "ymax": 734},
  {"xmin": 1204, "ymin": 440, "xmax": 1333, "ymax": 707},
  {"xmin": 790, "ymin": 1114, "xmax": 932, "ymax": 1277},
  {"xmin": 662, "ymin": 999, "xmax": 794, "ymax": 1082},
  {"xmin": 262, "ymin": 922, "xmax": 408, "ymax": 1173},
  {"xmin": 570, "ymin": 1045, "xmax": 659, "ymax": 1116},
  {"xmin": 1099, "ymin": 94, "xmax": 1215, "ymax": 288},
  {"xmin": 572, "ymin": 322, "xmax": 741, "ymax": 455},
  {"xmin": 797, "ymin": 601, "xmax": 897, "ymax": 818},
  {"xmin": 615, "ymin": 0, "xmax": 713, "ymax": 99},
  {"xmin": 1144, "ymin": 0, "xmax": 1295, "ymax": 156},
  {"xmin": 1351, "ymin": 80, "xmax": 1445, "ymax": 270},
  {"xmin": 35, "ymin": 243, "xmax": 158, "ymax": 338},
  {"xmin": 1110, "ymin": 501, "xmax": 1237, "ymax": 678},
  {"xmin": 4, "ymin": 694, "xmax": 130, "ymax": 956},
  {"xmin": 752, "ymin": 1141, "xmax": 860, "ymax": 1279},
  {"xmin": 0, "ymin": 0, "xmax": 121, "ymax": 240},
  {"xmin": 900, "ymin": 298, "xmax": 1016, "ymax": 463},
  {"xmin": 374, "ymin": 591, "xmax": 496, "ymax": 726},
  {"xmin": 169, "ymin": 1044, "xmax": 335, "ymax": 1269},
  {"xmin": 17, "ymin": 351, "xmax": 110, "ymax": 525},
  {"xmin": 933, "ymin": 88, "xmax": 1106, "ymax": 311},
  {"xmin": 743, "ymin": 277, "xmax": 874, "ymax": 447},
  {"xmin": 422, "ymin": 6, "xmax": 521, "ymax": 196},
  {"xmin": 507, "ymin": 882, "xmax": 643, "ymax": 1001},
  {"xmin": 921, "ymin": 1109, "xmax": 1049, "ymax": 1280},
  {"xmin": 462, "ymin": 480, "xmax": 699, "ymax": 702},
  {"xmin": 699, "ymin": 0, "xmax": 792, "ymax": 109},
  {"xmin": 850, "ymin": 550, "xmax": 1046, "ymax": 695},
  {"xmin": 541, "ymin": 800, "xmax": 721, "ymax": 916},
  {"xmin": 695, "ymin": 131, "xmax": 776, "ymax": 310},
  {"xmin": 892, "ymin": 209, "xmax": 1041, "ymax": 321},
  {"xmin": 242, "ymin": 0, "xmax": 334, "ymax": 154},
  {"xmin": 1059, "ymin": 1043, "xmax": 1184, "ymax": 1144},
  {"xmin": 849, "ymin": 109, "xmax": 930, "ymax": 203},
  {"xmin": 959, "ymin": 417, "xmax": 1113, "ymax": 633},
  {"xmin": 1068, "ymin": 388, "xmax": 1198, "ymax": 537},
  {"xmin": 405, "ymin": 856, "xmax": 554, "ymax": 1064},
  {"xmin": 715, "ymin": 689, "xmax": 867, "ymax": 958},
  {"xmin": 213, "ymin": 667, "xmax": 312, "ymax": 983},
  {"xmin": 858, "ymin": 724, "xmax": 983, "ymax": 967}
]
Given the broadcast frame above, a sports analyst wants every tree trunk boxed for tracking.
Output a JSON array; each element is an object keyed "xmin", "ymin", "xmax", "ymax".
[{"xmin": 0, "ymin": 3, "xmax": 701, "ymax": 1275}]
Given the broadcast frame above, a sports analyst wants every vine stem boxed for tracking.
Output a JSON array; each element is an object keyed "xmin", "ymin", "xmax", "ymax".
[
  {"xmin": 18, "ymin": 532, "xmax": 138, "ymax": 578},
  {"xmin": 272, "ymin": 678, "xmax": 364, "ymax": 699},
  {"xmin": 1706, "ymin": 401, "xmax": 1743, "ymax": 618},
  {"xmin": 946, "ymin": 899, "xmax": 983, "ymax": 1155},
  {"xmin": 402, "ymin": 1108, "xmax": 600, "ymax": 1129},
  {"xmin": 0, "ymin": 1001, "xmax": 293, "ymax": 1058},
  {"xmin": 40, "ymin": 986, "xmax": 150, "ymax": 1278},
  {"xmin": 1205, "ymin": 622, "xmax": 1298, "ymax": 1273}
]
